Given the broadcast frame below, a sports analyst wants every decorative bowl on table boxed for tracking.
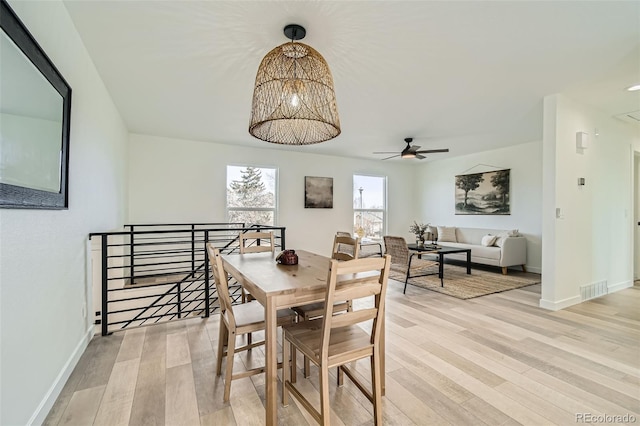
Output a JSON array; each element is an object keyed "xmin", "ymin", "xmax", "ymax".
[{"xmin": 276, "ymin": 250, "xmax": 298, "ymax": 265}]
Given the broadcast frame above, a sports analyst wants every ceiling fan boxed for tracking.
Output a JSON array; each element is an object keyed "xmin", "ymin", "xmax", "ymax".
[{"xmin": 373, "ymin": 137, "xmax": 449, "ymax": 160}]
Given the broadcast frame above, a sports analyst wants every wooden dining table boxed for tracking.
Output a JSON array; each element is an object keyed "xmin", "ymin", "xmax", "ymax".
[{"xmin": 222, "ymin": 249, "xmax": 385, "ymax": 425}]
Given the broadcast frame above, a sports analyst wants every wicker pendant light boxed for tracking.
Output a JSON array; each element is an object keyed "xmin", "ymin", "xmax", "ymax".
[{"xmin": 249, "ymin": 24, "xmax": 341, "ymax": 145}]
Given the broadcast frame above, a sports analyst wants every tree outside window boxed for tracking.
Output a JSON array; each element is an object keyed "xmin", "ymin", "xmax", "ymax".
[{"xmin": 227, "ymin": 166, "xmax": 277, "ymax": 225}]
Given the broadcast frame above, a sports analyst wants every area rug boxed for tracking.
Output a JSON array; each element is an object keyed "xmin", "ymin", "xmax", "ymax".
[{"xmin": 389, "ymin": 265, "xmax": 540, "ymax": 299}]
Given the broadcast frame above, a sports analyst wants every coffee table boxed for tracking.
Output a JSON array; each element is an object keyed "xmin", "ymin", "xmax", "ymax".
[{"xmin": 407, "ymin": 244, "xmax": 471, "ymax": 287}]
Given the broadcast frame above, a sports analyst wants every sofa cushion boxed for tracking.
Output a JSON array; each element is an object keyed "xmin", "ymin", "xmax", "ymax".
[
  {"xmin": 437, "ymin": 226, "xmax": 457, "ymax": 242},
  {"xmin": 438, "ymin": 242, "xmax": 501, "ymax": 260},
  {"xmin": 455, "ymin": 227, "xmax": 487, "ymax": 245},
  {"xmin": 472, "ymin": 245, "xmax": 501, "ymax": 260}
]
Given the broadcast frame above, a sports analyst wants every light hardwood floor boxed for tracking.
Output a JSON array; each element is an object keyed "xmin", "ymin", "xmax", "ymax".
[{"xmin": 44, "ymin": 280, "xmax": 640, "ymax": 425}]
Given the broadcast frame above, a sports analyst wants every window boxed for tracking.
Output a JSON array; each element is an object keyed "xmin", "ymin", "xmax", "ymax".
[
  {"xmin": 353, "ymin": 175, "xmax": 386, "ymax": 240},
  {"xmin": 226, "ymin": 165, "xmax": 277, "ymax": 225}
]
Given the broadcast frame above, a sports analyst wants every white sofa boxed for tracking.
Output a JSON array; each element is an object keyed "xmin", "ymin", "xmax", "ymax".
[{"xmin": 432, "ymin": 226, "xmax": 527, "ymax": 274}]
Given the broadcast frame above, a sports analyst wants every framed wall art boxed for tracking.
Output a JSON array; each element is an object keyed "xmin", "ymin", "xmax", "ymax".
[
  {"xmin": 455, "ymin": 169, "xmax": 510, "ymax": 215},
  {"xmin": 304, "ymin": 176, "xmax": 333, "ymax": 208}
]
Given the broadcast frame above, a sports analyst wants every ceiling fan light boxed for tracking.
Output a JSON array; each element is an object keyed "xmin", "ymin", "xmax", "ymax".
[
  {"xmin": 401, "ymin": 152, "xmax": 416, "ymax": 159},
  {"xmin": 248, "ymin": 25, "xmax": 341, "ymax": 145}
]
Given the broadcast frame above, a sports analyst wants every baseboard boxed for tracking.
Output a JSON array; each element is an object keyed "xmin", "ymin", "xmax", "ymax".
[
  {"xmin": 539, "ymin": 279, "xmax": 634, "ymax": 311},
  {"xmin": 539, "ymin": 294, "xmax": 581, "ymax": 311},
  {"xmin": 608, "ymin": 280, "xmax": 633, "ymax": 293},
  {"xmin": 28, "ymin": 327, "xmax": 94, "ymax": 425},
  {"xmin": 525, "ymin": 265, "xmax": 541, "ymax": 274}
]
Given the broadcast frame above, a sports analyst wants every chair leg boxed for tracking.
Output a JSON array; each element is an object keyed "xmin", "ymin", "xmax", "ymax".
[
  {"xmin": 521, "ymin": 264, "xmax": 527, "ymax": 273},
  {"xmin": 304, "ymin": 356, "xmax": 311, "ymax": 378},
  {"xmin": 282, "ymin": 337, "xmax": 290, "ymax": 406},
  {"xmin": 247, "ymin": 332, "xmax": 252, "ymax": 350},
  {"xmin": 223, "ymin": 330, "xmax": 236, "ymax": 403},
  {"xmin": 337, "ymin": 366, "xmax": 344, "ymax": 387},
  {"xmin": 291, "ymin": 346, "xmax": 297, "ymax": 384},
  {"xmin": 216, "ymin": 322, "xmax": 227, "ymax": 376},
  {"xmin": 319, "ymin": 364, "xmax": 331, "ymax": 425},
  {"xmin": 371, "ymin": 351, "xmax": 383, "ymax": 425},
  {"xmin": 299, "ymin": 313, "xmax": 312, "ymax": 378},
  {"xmin": 404, "ymin": 257, "xmax": 416, "ymax": 294}
]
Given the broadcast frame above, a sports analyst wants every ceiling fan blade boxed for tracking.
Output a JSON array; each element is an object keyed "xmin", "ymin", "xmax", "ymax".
[
  {"xmin": 415, "ymin": 148, "xmax": 449, "ymax": 154},
  {"xmin": 409, "ymin": 145, "xmax": 421, "ymax": 151},
  {"xmin": 373, "ymin": 151, "xmax": 399, "ymax": 154},
  {"xmin": 381, "ymin": 154, "xmax": 400, "ymax": 160},
  {"xmin": 416, "ymin": 154, "xmax": 426, "ymax": 159}
]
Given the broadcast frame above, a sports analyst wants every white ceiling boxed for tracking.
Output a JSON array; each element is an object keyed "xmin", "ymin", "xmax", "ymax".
[{"xmin": 63, "ymin": 1, "xmax": 640, "ymax": 162}]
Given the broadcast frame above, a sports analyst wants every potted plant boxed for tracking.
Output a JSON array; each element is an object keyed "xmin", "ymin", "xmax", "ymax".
[{"xmin": 409, "ymin": 221, "xmax": 429, "ymax": 247}]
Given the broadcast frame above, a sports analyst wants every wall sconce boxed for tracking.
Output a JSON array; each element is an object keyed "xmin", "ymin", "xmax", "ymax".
[{"xmin": 576, "ymin": 132, "xmax": 588, "ymax": 149}]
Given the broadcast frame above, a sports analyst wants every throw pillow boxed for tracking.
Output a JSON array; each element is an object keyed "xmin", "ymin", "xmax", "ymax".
[
  {"xmin": 507, "ymin": 229, "xmax": 520, "ymax": 237},
  {"xmin": 495, "ymin": 232, "xmax": 509, "ymax": 248},
  {"xmin": 437, "ymin": 226, "xmax": 457, "ymax": 243},
  {"xmin": 481, "ymin": 234, "xmax": 497, "ymax": 247}
]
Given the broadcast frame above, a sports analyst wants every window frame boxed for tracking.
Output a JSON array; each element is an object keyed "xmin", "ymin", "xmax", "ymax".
[
  {"xmin": 353, "ymin": 174, "xmax": 387, "ymax": 240},
  {"xmin": 226, "ymin": 164, "xmax": 279, "ymax": 226}
]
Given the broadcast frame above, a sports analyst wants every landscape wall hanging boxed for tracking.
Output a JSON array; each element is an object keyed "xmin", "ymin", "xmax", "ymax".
[
  {"xmin": 455, "ymin": 169, "xmax": 510, "ymax": 215},
  {"xmin": 304, "ymin": 176, "xmax": 333, "ymax": 208}
]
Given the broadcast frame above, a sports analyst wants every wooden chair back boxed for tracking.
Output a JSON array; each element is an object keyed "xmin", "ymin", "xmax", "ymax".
[
  {"xmin": 239, "ymin": 231, "xmax": 275, "ymax": 254},
  {"xmin": 320, "ymin": 256, "xmax": 391, "ymax": 357},
  {"xmin": 383, "ymin": 235, "xmax": 410, "ymax": 266},
  {"xmin": 332, "ymin": 234, "xmax": 360, "ymax": 261},
  {"xmin": 206, "ymin": 244, "xmax": 236, "ymax": 328}
]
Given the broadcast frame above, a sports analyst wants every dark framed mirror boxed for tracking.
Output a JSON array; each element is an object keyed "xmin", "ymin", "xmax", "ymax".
[{"xmin": 0, "ymin": 0, "xmax": 71, "ymax": 209}]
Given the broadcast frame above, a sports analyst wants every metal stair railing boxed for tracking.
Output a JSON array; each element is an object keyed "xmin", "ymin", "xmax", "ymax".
[{"xmin": 89, "ymin": 223, "xmax": 286, "ymax": 335}]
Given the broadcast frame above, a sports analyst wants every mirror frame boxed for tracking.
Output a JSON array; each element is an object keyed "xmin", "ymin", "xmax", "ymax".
[{"xmin": 0, "ymin": 0, "xmax": 72, "ymax": 209}]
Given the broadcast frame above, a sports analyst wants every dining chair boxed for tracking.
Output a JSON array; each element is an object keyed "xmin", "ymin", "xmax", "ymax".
[
  {"xmin": 238, "ymin": 231, "xmax": 275, "ymax": 303},
  {"xmin": 281, "ymin": 255, "xmax": 391, "ymax": 425},
  {"xmin": 383, "ymin": 235, "xmax": 440, "ymax": 294},
  {"xmin": 206, "ymin": 244, "xmax": 295, "ymax": 402},
  {"xmin": 334, "ymin": 231, "xmax": 354, "ymax": 256},
  {"xmin": 293, "ymin": 233, "xmax": 359, "ymax": 376},
  {"xmin": 239, "ymin": 230, "xmax": 275, "ymax": 254},
  {"xmin": 332, "ymin": 233, "xmax": 360, "ymax": 261}
]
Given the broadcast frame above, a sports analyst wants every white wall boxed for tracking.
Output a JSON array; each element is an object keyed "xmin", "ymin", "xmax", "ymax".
[
  {"xmin": 635, "ymin": 152, "xmax": 640, "ymax": 280},
  {"xmin": 541, "ymin": 94, "xmax": 638, "ymax": 309},
  {"xmin": 128, "ymin": 134, "xmax": 417, "ymax": 255},
  {"xmin": 0, "ymin": 1, "xmax": 128, "ymax": 424},
  {"xmin": 414, "ymin": 141, "xmax": 543, "ymax": 272}
]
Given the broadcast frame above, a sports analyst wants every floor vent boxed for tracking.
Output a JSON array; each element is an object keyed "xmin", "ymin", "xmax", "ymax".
[{"xmin": 580, "ymin": 281, "xmax": 608, "ymax": 301}]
